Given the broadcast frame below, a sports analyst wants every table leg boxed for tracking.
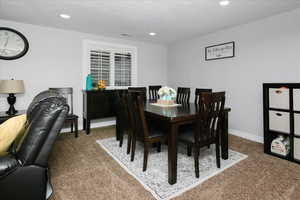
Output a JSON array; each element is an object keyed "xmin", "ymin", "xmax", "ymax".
[
  {"xmin": 168, "ymin": 123, "xmax": 178, "ymax": 185},
  {"xmin": 221, "ymin": 112, "xmax": 229, "ymax": 160},
  {"xmin": 75, "ymin": 118, "xmax": 78, "ymax": 138},
  {"xmin": 83, "ymin": 118, "xmax": 86, "ymax": 130},
  {"xmin": 86, "ymin": 119, "xmax": 91, "ymax": 135},
  {"xmin": 71, "ymin": 121, "xmax": 74, "ymax": 133}
]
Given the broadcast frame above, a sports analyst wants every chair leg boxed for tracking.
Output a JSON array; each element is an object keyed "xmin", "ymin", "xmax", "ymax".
[
  {"xmin": 143, "ymin": 143, "xmax": 149, "ymax": 172},
  {"xmin": 74, "ymin": 119, "xmax": 78, "ymax": 138},
  {"xmin": 127, "ymin": 134, "xmax": 132, "ymax": 155},
  {"xmin": 130, "ymin": 134, "xmax": 136, "ymax": 161},
  {"xmin": 194, "ymin": 145, "xmax": 200, "ymax": 178},
  {"xmin": 216, "ymin": 137, "xmax": 221, "ymax": 168},
  {"xmin": 187, "ymin": 144, "xmax": 192, "ymax": 157},
  {"xmin": 157, "ymin": 142, "xmax": 161, "ymax": 153},
  {"xmin": 119, "ymin": 131, "xmax": 124, "ymax": 147},
  {"xmin": 130, "ymin": 135, "xmax": 136, "ymax": 162},
  {"xmin": 71, "ymin": 121, "xmax": 74, "ymax": 133}
]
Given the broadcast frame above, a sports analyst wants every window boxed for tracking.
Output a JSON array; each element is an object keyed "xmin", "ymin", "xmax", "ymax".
[
  {"xmin": 90, "ymin": 50, "xmax": 111, "ymax": 86},
  {"xmin": 83, "ymin": 40, "xmax": 137, "ymax": 89},
  {"xmin": 114, "ymin": 53, "xmax": 132, "ymax": 86}
]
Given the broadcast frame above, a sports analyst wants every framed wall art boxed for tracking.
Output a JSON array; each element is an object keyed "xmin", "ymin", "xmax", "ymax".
[{"xmin": 205, "ymin": 41, "xmax": 235, "ymax": 61}]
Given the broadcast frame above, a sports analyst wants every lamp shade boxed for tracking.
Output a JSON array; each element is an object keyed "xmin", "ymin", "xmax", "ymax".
[{"xmin": 0, "ymin": 80, "xmax": 25, "ymax": 94}]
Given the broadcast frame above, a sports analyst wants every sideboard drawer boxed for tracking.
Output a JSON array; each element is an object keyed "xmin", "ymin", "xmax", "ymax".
[
  {"xmin": 293, "ymin": 89, "xmax": 300, "ymax": 111},
  {"xmin": 269, "ymin": 88, "xmax": 289, "ymax": 109},
  {"xmin": 294, "ymin": 138, "xmax": 300, "ymax": 161},
  {"xmin": 269, "ymin": 111, "xmax": 290, "ymax": 133}
]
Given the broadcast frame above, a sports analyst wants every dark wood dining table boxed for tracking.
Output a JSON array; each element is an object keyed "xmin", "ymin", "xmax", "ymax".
[{"xmin": 144, "ymin": 101, "xmax": 231, "ymax": 185}]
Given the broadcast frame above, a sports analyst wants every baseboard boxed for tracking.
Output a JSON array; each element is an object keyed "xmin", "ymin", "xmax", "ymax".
[
  {"xmin": 229, "ymin": 129, "xmax": 263, "ymax": 144},
  {"xmin": 60, "ymin": 119, "xmax": 116, "ymax": 133}
]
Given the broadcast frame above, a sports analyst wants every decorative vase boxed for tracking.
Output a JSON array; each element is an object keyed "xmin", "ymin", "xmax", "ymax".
[{"xmin": 86, "ymin": 74, "xmax": 93, "ymax": 91}]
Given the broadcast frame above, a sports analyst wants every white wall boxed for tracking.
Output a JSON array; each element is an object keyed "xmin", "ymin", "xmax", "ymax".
[
  {"xmin": 168, "ymin": 9, "xmax": 300, "ymax": 143},
  {"xmin": 0, "ymin": 19, "xmax": 168, "ymax": 128}
]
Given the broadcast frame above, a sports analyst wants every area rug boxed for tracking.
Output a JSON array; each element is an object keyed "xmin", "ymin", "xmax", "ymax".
[{"xmin": 96, "ymin": 137, "xmax": 247, "ymax": 200}]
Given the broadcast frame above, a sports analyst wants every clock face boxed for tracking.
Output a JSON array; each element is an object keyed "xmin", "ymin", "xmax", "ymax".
[{"xmin": 0, "ymin": 28, "xmax": 29, "ymax": 60}]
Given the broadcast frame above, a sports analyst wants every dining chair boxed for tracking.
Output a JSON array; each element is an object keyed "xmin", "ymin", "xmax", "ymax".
[
  {"xmin": 49, "ymin": 87, "xmax": 79, "ymax": 137},
  {"xmin": 194, "ymin": 88, "xmax": 212, "ymax": 104},
  {"xmin": 178, "ymin": 92, "xmax": 225, "ymax": 178},
  {"xmin": 128, "ymin": 87, "xmax": 147, "ymax": 102},
  {"xmin": 129, "ymin": 93, "xmax": 165, "ymax": 171},
  {"xmin": 148, "ymin": 85, "xmax": 161, "ymax": 101},
  {"xmin": 117, "ymin": 92, "xmax": 133, "ymax": 155},
  {"xmin": 176, "ymin": 87, "xmax": 191, "ymax": 104}
]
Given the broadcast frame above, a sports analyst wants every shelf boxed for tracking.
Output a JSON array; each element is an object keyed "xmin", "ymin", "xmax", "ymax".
[
  {"xmin": 269, "ymin": 108, "xmax": 290, "ymax": 112},
  {"xmin": 267, "ymin": 152, "xmax": 290, "ymax": 161},
  {"xmin": 264, "ymin": 83, "xmax": 300, "ymax": 165},
  {"xmin": 268, "ymin": 130, "xmax": 291, "ymax": 137}
]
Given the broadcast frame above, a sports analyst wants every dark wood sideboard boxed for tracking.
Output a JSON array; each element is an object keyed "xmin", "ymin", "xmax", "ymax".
[{"xmin": 82, "ymin": 89, "xmax": 126, "ymax": 137}]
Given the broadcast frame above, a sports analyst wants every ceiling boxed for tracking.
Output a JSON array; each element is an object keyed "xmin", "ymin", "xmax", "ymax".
[{"xmin": 0, "ymin": 0, "xmax": 300, "ymax": 44}]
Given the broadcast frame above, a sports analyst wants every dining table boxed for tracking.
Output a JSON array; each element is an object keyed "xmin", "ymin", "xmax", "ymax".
[{"xmin": 144, "ymin": 101, "xmax": 231, "ymax": 185}]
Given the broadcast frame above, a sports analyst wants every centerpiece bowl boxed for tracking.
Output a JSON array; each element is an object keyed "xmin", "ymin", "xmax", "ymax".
[{"xmin": 157, "ymin": 87, "xmax": 176, "ymax": 105}]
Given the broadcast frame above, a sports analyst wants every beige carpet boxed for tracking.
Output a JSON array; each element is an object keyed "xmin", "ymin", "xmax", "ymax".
[{"xmin": 49, "ymin": 126, "xmax": 300, "ymax": 200}]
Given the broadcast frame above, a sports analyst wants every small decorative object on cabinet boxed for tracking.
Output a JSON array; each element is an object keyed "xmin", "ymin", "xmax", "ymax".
[
  {"xmin": 271, "ymin": 135, "xmax": 290, "ymax": 156},
  {"xmin": 157, "ymin": 86, "xmax": 176, "ymax": 105},
  {"xmin": 263, "ymin": 83, "xmax": 300, "ymax": 164},
  {"xmin": 98, "ymin": 80, "xmax": 106, "ymax": 90},
  {"xmin": 85, "ymin": 74, "xmax": 93, "ymax": 91}
]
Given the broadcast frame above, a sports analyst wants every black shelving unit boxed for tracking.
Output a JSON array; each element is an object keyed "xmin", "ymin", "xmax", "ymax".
[{"xmin": 263, "ymin": 83, "xmax": 300, "ymax": 163}]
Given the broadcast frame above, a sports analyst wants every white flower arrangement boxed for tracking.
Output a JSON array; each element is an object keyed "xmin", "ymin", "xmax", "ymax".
[{"xmin": 158, "ymin": 86, "xmax": 176, "ymax": 100}]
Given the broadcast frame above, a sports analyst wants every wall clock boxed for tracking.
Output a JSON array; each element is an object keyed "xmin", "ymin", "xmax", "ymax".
[{"xmin": 0, "ymin": 27, "xmax": 29, "ymax": 60}]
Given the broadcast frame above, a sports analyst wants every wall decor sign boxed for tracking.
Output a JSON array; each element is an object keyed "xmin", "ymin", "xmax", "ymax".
[{"xmin": 205, "ymin": 41, "xmax": 235, "ymax": 61}]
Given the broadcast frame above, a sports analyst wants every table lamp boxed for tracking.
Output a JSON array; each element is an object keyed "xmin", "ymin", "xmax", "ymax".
[{"xmin": 0, "ymin": 80, "xmax": 25, "ymax": 115}]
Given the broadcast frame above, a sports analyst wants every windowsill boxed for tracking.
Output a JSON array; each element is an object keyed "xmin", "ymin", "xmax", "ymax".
[{"xmin": 105, "ymin": 86, "xmax": 130, "ymax": 90}]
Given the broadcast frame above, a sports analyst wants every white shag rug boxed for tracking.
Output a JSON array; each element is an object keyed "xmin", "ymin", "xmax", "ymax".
[{"xmin": 96, "ymin": 137, "xmax": 247, "ymax": 200}]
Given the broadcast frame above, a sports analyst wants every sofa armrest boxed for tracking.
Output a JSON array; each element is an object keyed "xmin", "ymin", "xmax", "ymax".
[{"xmin": 0, "ymin": 154, "xmax": 19, "ymax": 178}]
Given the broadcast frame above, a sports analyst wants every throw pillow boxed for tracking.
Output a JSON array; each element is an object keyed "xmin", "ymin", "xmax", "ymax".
[{"xmin": 0, "ymin": 114, "xmax": 27, "ymax": 155}]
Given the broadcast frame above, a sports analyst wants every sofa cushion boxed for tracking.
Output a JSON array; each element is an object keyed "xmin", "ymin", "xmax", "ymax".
[{"xmin": 0, "ymin": 115, "xmax": 27, "ymax": 155}]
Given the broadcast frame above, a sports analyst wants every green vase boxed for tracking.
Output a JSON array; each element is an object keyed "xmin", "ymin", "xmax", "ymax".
[{"xmin": 86, "ymin": 74, "xmax": 93, "ymax": 91}]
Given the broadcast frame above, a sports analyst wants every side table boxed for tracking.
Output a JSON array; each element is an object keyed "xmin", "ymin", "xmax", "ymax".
[{"xmin": 0, "ymin": 110, "xmax": 26, "ymax": 124}]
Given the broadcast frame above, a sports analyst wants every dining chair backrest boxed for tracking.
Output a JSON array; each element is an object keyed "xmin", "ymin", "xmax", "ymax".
[
  {"xmin": 176, "ymin": 87, "xmax": 191, "ymax": 104},
  {"xmin": 117, "ymin": 92, "xmax": 130, "ymax": 132},
  {"xmin": 125, "ymin": 91, "xmax": 143, "ymax": 138},
  {"xmin": 128, "ymin": 87, "xmax": 147, "ymax": 102},
  {"xmin": 133, "ymin": 94, "xmax": 150, "ymax": 141},
  {"xmin": 198, "ymin": 92, "xmax": 225, "ymax": 137},
  {"xmin": 49, "ymin": 87, "xmax": 73, "ymax": 114},
  {"xmin": 194, "ymin": 88, "xmax": 212, "ymax": 104},
  {"xmin": 148, "ymin": 85, "xmax": 161, "ymax": 101}
]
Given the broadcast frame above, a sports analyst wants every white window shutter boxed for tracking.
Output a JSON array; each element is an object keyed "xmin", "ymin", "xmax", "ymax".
[{"xmin": 90, "ymin": 50, "xmax": 111, "ymax": 86}]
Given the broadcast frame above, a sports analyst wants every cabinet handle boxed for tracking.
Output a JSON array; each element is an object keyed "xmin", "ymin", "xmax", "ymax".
[
  {"xmin": 275, "ymin": 90, "xmax": 282, "ymax": 94},
  {"xmin": 276, "ymin": 113, "xmax": 282, "ymax": 116}
]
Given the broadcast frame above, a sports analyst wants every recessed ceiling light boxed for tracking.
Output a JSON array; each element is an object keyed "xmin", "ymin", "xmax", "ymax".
[
  {"xmin": 219, "ymin": 0, "xmax": 230, "ymax": 6},
  {"xmin": 59, "ymin": 14, "xmax": 71, "ymax": 19},
  {"xmin": 149, "ymin": 32, "xmax": 157, "ymax": 36}
]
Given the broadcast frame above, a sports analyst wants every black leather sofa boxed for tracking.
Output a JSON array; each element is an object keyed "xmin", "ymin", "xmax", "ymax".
[{"xmin": 0, "ymin": 90, "xmax": 69, "ymax": 200}]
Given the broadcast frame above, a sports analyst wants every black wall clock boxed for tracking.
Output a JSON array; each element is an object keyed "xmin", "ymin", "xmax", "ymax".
[{"xmin": 0, "ymin": 27, "xmax": 29, "ymax": 60}]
